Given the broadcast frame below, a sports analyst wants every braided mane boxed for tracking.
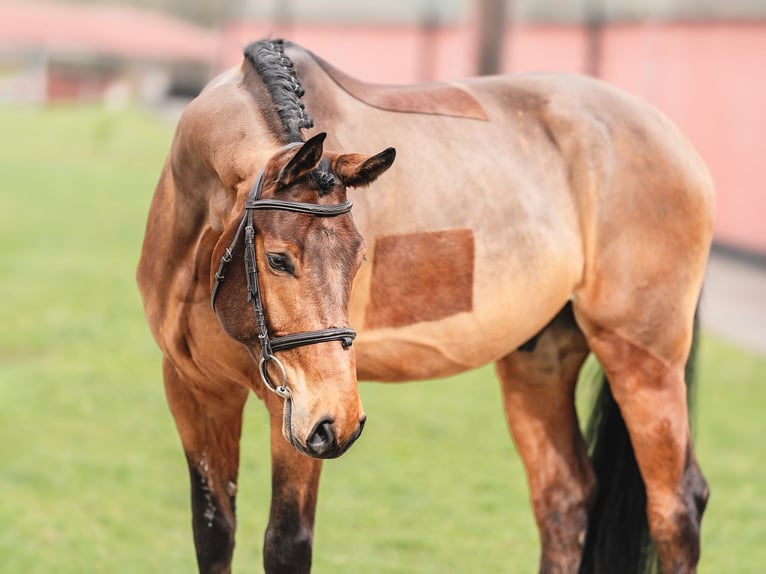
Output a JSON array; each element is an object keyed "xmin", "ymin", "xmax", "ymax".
[{"xmin": 244, "ymin": 39, "xmax": 314, "ymax": 143}]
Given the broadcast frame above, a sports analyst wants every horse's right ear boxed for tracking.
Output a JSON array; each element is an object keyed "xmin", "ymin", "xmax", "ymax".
[
  {"xmin": 331, "ymin": 147, "xmax": 396, "ymax": 188},
  {"xmin": 277, "ymin": 132, "xmax": 327, "ymax": 187}
]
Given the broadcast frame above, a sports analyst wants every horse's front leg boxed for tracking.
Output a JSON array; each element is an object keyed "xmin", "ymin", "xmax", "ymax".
[
  {"xmin": 263, "ymin": 399, "xmax": 323, "ymax": 574},
  {"xmin": 495, "ymin": 306, "xmax": 594, "ymax": 574},
  {"xmin": 162, "ymin": 359, "xmax": 249, "ymax": 574}
]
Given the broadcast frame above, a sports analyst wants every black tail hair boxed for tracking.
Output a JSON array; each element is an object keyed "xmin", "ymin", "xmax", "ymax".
[{"xmin": 578, "ymin": 311, "xmax": 699, "ymax": 574}]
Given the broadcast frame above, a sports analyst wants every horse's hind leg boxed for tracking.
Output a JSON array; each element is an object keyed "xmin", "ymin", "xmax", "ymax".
[
  {"xmin": 575, "ymin": 309, "xmax": 709, "ymax": 574},
  {"xmin": 496, "ymin": 304, "xmax": 594, "ymax": 574},
  {"xmin": 572, "ymin": 223, "xmax": 711, "ymax": 574},
  {"xmin": 163, "ymin": 359, "xmax": 249, "ymax": 574}
]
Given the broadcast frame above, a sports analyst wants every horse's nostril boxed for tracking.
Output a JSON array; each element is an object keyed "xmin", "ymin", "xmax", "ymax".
[
  {"xmin": 315, "ymin": 423, "xmax": 331, "ymax": 444},
  {"xmin": 307, "ymin": 419, "xmax": 336, "ymax": 455}
]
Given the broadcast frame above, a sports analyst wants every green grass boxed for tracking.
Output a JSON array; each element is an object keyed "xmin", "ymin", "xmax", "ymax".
[{"xmin": 0, "ymin": 105, "xmax": 764, "ymax": 573}]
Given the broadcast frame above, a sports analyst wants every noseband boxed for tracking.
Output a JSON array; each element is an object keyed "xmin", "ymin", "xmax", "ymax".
[{"xmin": 210, "ymin": 157, "xmax": 357, "ymax": 399}]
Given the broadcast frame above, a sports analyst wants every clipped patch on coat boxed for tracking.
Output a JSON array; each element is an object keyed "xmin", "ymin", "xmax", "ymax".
[{"xmin": 364, "ymin": 229, "xmax": 474, "ymax": 329}]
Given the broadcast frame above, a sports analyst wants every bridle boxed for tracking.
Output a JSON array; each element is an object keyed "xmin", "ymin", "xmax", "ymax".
[{"xmin": 210, "ymin": 152, "xmax": 357, "ymax": 400}]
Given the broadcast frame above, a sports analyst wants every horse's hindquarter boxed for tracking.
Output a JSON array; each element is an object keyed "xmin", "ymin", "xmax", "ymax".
[
  {"xmin": 293, "ymin": 59, "xmax": 590, "ymax": 380},
  {"xmin": 459, "ymin": 74, "xmax": 714, "ymax": 367},
  {"xmin": 497, "ymin": 74, "xmax": 716, "ymax": 362}
]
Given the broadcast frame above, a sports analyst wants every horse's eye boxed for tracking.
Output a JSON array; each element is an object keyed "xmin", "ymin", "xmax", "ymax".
[{"xmin": 267, "ymin": 253, "xmax": 294, "ymax": 274}]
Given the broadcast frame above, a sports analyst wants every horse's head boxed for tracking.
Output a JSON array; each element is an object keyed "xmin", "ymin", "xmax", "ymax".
[{"xmin": 211, "ymin": 133, "xmax": 395, "ymax": 458}]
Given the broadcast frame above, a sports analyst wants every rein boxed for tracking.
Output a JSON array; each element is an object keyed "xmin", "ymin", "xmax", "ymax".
[{"xmin": 210, "ymin": 159, "xmax": 356, "ymax": 399}]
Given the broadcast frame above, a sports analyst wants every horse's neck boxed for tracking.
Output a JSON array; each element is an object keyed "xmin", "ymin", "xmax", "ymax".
[{"xmin": 142, "ymin": 81, "xmax": 283, "ymax": 308}]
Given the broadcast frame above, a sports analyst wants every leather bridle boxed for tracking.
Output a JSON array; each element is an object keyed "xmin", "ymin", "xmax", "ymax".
[{"xmin": 210, "ymin": 155, "xmax": 357, "ymax": 399}]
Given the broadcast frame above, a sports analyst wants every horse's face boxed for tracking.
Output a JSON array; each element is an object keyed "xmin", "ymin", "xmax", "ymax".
[{"xmin": 212, "ymin": 133, "xmax": 395, "ymax": 458}]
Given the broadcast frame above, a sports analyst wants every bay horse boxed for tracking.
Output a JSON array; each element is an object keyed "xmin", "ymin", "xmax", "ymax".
[{"xmin": 137, "ymin": 39, "xmax": 713, "ymax": 574}]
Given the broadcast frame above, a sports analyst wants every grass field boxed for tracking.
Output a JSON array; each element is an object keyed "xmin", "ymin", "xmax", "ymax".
[{"xmin": 1, "ymin": 105, "xmax": 764, "ymax": 573}]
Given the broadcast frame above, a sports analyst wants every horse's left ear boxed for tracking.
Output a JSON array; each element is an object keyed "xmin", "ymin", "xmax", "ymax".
[{"xmin": 331, "ymin": 147, "xmax": 396, "ymax": 188}]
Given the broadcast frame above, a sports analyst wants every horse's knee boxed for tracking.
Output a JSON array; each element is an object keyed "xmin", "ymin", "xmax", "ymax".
[
  {"xmin": 264, "ymin": 433, "xmax": 322, "ymax": 573},
  {"xmin": 263, "ymin": 520, "xmax": 313, "ymax": 574}
]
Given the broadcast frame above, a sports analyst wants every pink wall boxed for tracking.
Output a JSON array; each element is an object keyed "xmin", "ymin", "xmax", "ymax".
[
  {"xmin": 596, "ymin": 23, "xmax": 766, "ymax": 254},
  {"xmin": 222, "ymin": 21, "xmax": 766, "ymax": 253}
]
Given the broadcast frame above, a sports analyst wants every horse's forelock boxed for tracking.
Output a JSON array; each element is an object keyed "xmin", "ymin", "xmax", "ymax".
[{"xmin": 311, "ymin": 158, "xmax": 337, "ymax": 196}]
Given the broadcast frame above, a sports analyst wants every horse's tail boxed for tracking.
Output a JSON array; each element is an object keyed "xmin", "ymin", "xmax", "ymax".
[{"xmin": 578, "ymin": 312, "xmax": 699, "ymax": 574}]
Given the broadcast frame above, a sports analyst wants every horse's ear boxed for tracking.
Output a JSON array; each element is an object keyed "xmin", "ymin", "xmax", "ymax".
[
  {"xmin": 277, "ymin": 132, "xmax": 327, "ymax": 187},
  {"xmin": 331, "ymin": 147, "xmax": 396, "ymax": 188}
]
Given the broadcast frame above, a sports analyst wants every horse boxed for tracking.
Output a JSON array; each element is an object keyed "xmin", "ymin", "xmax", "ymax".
[{"xmin": 136, "ymin": 38, "xmax": 713, "ymax": 574}]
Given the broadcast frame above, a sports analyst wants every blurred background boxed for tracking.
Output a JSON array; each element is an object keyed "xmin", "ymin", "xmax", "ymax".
[{"xmin": 1, "ymin": 1, "xmax": 764, "ymax": 573}]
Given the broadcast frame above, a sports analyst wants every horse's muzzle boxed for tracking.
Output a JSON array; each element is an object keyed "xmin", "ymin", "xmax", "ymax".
[{"xmin": 303, "ymin": 415, "xmax": 366, "ymax": 459}]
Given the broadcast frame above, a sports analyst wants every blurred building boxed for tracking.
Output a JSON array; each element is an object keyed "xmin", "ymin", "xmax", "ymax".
[{"xmin": 0, "ymin": 2, "xmax": 217, "ymax": 105}]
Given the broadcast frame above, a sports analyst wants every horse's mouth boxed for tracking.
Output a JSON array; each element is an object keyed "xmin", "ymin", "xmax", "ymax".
[{"xmin": 282, "ymin": 399, "xmax": 366, "ymax": 459}]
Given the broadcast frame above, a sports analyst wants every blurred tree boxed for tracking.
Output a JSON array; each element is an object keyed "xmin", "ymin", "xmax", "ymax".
[
  {"xmin": 476, "ymin": 0, "xmax": 508, "ymax": 75},
  {"xmin": 417, "ymin": 0, "xmax": 440, "ymax": 81},
  {"xmin": 584, "ymin": 0, "xmax": 604, "ymax": 77}
]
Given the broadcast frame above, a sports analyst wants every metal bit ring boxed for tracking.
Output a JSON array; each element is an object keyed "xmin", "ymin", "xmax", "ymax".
[{"xmin": 258, "ymin": 354, "xmax": 290, "ymax": 398}]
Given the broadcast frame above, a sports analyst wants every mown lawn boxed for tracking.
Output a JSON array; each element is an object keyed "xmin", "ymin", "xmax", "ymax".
[{"xmin": 0, "ymin": 105, "xmax": 763, "ymax": 573}]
